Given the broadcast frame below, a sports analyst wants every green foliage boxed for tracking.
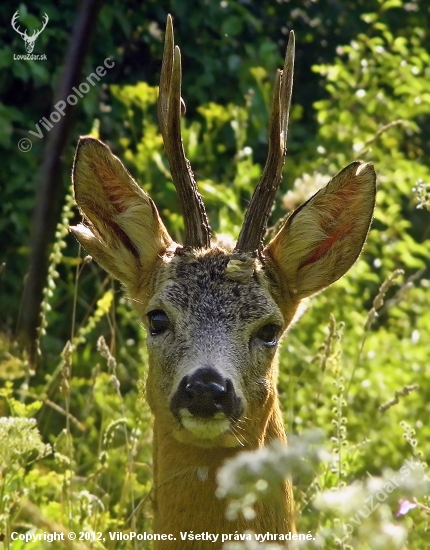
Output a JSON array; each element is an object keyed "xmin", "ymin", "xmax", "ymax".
[
  {"xmin": 413, "ymin": 180, "xmax": 430, "ymax": 211},
  {"xmin": 0, "ymin": 414, "xmax": 51, "ymax": 539}
]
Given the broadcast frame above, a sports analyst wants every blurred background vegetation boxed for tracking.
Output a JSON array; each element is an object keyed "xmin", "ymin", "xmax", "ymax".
[{"xmin": 0, "ymin": 0, "xmax": 429, "ymax": 548}]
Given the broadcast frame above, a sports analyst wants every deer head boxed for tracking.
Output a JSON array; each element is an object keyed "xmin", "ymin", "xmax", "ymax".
[
  {"xmin": 11, "ymin": 11, "xmax": 49, "ymax": 54},
  {"xmin": 71, "ymin": 16, "xmax": 376, "ymax": 452}
]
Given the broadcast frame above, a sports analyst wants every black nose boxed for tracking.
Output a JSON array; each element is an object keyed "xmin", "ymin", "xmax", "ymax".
[{"xmin": 170, "ymin": 366, "xmax": 243, "ymax": 419}]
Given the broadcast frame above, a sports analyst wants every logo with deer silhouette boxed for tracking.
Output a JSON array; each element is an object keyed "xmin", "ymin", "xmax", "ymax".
[{"xmin": 11, "ymin": 10, "xmax": 48, "ymax": 54}]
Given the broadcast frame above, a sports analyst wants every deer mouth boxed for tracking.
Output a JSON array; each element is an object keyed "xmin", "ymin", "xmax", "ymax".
[
  {"xmin": 180, "ymin": 409, "xmax": 231, "ymax": 439},
  {"xmin": 172, "ymin": 410, "xmax": 242, "ymax": 448}
]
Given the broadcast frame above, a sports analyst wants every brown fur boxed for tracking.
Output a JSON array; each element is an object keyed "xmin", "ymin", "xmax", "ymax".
[{"xmin": 71, "ymin": 63, "xmax": 376, "ymax": 548}]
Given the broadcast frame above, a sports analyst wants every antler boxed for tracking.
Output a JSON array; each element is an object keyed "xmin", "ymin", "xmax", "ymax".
[
  {"xmin": 31, "ymin": 13, "xmax": 49, "ymax": 40},
  {"xmin": 11, "ymin": 11, "xmax": 28, "ymax": 40},
  {"xmin": 235, "ymin": 31, "xmax": 295, "ymax": 254},
  {"xmin": 158, "ymin": 15, "xmax": 211, "ymax": 249}
]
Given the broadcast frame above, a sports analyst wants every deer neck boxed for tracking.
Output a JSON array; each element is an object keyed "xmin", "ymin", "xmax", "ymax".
[{"xmin": 151, "ymin": 399, "xmax": 292, "ymax": 548}]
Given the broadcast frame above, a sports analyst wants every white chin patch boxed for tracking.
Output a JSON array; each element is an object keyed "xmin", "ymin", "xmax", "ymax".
[{"xmin": 180, "ymin": 410, "xmax": 230, "ymax": 439}]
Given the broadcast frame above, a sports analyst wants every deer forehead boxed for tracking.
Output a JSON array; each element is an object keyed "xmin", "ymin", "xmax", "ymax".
[{"xmin": 145, "ymin": 248, "xmax": 283, "ymax": 331}]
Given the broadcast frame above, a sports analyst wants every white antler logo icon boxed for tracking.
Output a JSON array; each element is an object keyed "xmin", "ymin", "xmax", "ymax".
[{"xmin": 11, "ymin": 10, "xmax": 49, "ymax": 54}]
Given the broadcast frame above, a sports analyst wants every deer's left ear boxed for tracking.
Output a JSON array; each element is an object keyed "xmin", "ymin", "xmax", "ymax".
[{"xmin": 265, "ymin": 161, "xmax": 376, "ymax": 300}]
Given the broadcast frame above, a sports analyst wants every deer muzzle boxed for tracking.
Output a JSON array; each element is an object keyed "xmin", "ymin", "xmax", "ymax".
[{"xmin": 170, "ymin": 366, "xmax": 243, "ymax": 440}]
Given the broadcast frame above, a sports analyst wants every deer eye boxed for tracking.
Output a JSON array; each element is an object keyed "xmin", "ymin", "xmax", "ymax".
[
  {"xmin": 254, "ymin": 324, "xmax": 280, "ymax": 347},
  {"xmin": 148, "ymin": 310, "xmax": 170, "ymax": 335}
]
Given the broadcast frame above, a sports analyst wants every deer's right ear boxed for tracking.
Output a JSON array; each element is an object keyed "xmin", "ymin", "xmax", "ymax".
[{"xmin": 71, "ymin": 137, "xmax": 174, "ymax": 287}]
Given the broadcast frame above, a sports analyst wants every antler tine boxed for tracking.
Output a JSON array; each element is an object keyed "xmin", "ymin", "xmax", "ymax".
[
  {"xmin": 158, "ymin": 15, "xmax": 211, "ymax": 249},
  {"xmin": 11, "ymin": 11, "xmax": 28, "ymax": 39},
  {"xmin": 235, "ymin": 31, "xmax": 295, "ymax": 254}
]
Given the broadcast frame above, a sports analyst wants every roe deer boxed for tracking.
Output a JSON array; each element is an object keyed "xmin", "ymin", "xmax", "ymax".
[{"xmin": 71, "ymin": 15, "xmax": 376, "ymax": 549}]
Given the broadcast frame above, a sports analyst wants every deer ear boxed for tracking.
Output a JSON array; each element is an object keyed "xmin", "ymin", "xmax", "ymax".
[
  {"xmin": 265, "ymin": 161, "xmax": 376, "ymax": 300},
  {"xmin": 71, "ymin": 136, "xmax": 174, "ymax": 288}
]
